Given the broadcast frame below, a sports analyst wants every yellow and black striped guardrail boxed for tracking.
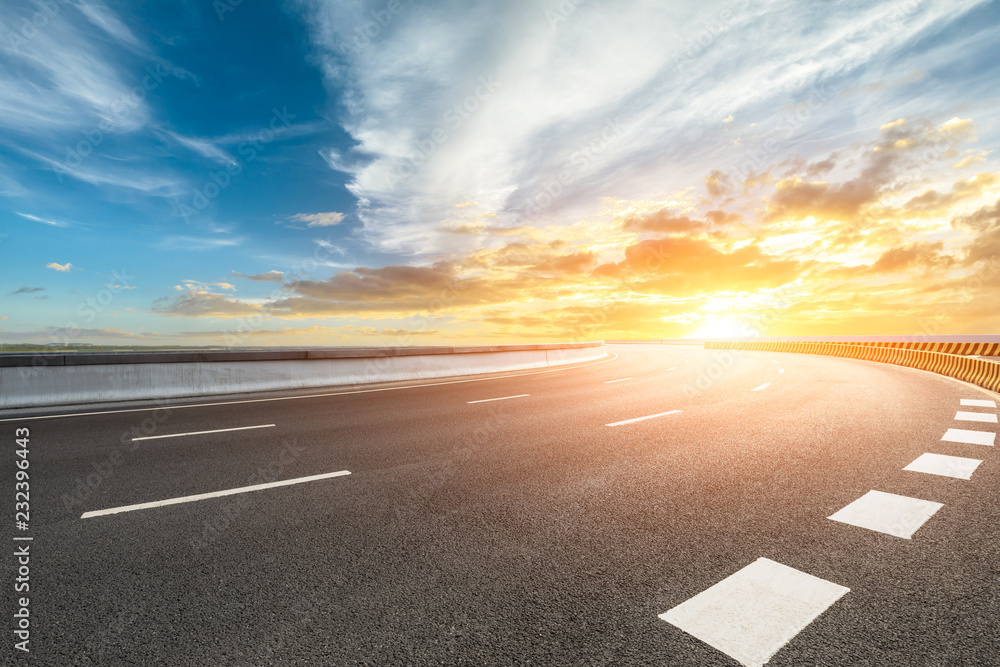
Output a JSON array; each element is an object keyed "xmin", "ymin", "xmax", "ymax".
[
  {"xmin": 704, "ymin": 340, "xmax": 1000, "ymax": 395},
  {"xmin": 836, "ymin": 341, "xmax": 1000, "ymax": 355}
]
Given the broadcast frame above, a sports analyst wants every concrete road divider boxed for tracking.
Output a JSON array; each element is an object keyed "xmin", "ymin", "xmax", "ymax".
[
  {"xmin": 705, "ymin": 340, "xmax": 1000, "ymax": 394},
  {"xmin": 0, "ymin": 342, "xmax": 606, "ymax": 409}
]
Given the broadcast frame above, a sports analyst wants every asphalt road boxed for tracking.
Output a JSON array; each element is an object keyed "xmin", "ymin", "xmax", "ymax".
[{"xmin": 3, "ymin": 344, "xmax": 1000, "ymax": 666}]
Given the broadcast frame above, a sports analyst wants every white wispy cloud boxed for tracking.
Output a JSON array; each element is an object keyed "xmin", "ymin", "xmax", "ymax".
[
  {"xmin": 0, "ymin": 1, "xmax": 150, "ymax": 134},
  {"xmin": 21, "ymin": 150, "xmax": 186, "ymax": 195},
  {"xmin": 211, "ymin": 121, "xmax": 327, "ymax": 145},
  {"xmin": 46, "ymin": 262, "xmax": 73, "ymax": 272},
  {"xmin": 296, "ymin": 0, "xmax": 990, "ymax": 258},
  {"xmin": 157, "ymin": 236, "xmax": 243, "ymax": 251},
  {"xmin": 162, "ymin": 131, "xmax": 236, "ymax": 165},
  {"xmin": 71, "ymin": 0, "xmax": 143, "ymax": 50},
  {"xmin": 16, "ymin": 212, "xmax": 72, "ymax": 227}
]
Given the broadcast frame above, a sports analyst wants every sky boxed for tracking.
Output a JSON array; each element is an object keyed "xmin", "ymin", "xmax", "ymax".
[{"xmin": 1, "ymin": 0, "xmax": 999, "ymax": 347}]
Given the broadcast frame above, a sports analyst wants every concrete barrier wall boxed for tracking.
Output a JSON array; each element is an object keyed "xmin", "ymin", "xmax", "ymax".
[
  {"xmin": 705, "ymin": 340, "xmax": 1000, "ymax": 394},
  {"xmin": 0, "ymin": 342, "xmax": 606, "ymax": 409}
]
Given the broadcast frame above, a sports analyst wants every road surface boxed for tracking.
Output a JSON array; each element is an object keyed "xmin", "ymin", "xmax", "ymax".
[{"xmin": 3, "ymin": 344, "xmax": 999, "ymax": 665}]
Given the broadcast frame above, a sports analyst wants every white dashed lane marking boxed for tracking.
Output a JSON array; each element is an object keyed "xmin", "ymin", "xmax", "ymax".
[
  {"xmin": 903, "ymin": 453, "xmax": 982, "ymax": 480},
  {"xmin": 828, "ymin": 490, "xmax": 943, "ymax": 539},
  {"xmin": 961, "ymin": 398, "xmax": 996, "ymax": 408},
  {"xmin": 605, "ymin": 410, "xmax": 682, "ymax": 427},
  {"xmin": 751, "ymin": 383, "xmax": 771, "ymax": 392},
  {"xmin": 81, "ymin": 470, "xmax": 352, "ymax": 519},
  {"xmin": 954, "ymin": 411, "xmax": 998, "ymax": 423},
  {"xmin": 603, "ymin": 377, "xmax": 632, "ymax": 384},
  {"xmin": 667, "ymin": 367, "xmax": 678, "ymax": 371},
  {"xmin": 132, "ymin": 424, "xmax": 275, "ymax": 442},
  {"xmin": 778, "ymin": 369, "xmax": 785, "ymax": 373},
  {"xmin": 659, "ymin": 558, "xmax": 849, "ymax": 667},
  {"xmin": 467, "ymin": 394, "xmax": 530, "ymax": 404},
  {"xmin": 941, "ymin": 429, "xmax": 996, "ymax": 446}
]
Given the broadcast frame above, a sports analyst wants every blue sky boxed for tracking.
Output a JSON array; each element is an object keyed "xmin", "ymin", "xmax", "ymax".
[{"xmin": 2, "ymin": 0, "xmax": 1000, "ymax": 346}]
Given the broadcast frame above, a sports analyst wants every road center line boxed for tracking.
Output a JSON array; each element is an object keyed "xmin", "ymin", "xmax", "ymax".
[
  {"xmin": 751, "ymin": 383, "xmax": 772, "ymax": 392},
  {"xmin": 941, "ymin": 428, "xmax": 996, "ymax": 446},
  {"xmin": 132, "ymin": 424, "xmax": 275, "ymax": 442},
  {"xmin": 660, "ymin": 558, "xmax": 849, "ymax": 667},
  {"xmin": 606, "ymin": 410, "xmax": 681, "ymax": 427},
  {"xmin": 81, "ymin": 470, "xmax": 352, "ymax": 519},
  {"xmin": 828, "ymin": 490, "xmax": 942, "ymax": 539},
  {"xmin": 954, "ymin": 411, "xmax": 998, "ymax": 423},
  {"xmin": 603, "ymin": 378, "xmax": 632, "ymax": 384},
  {"xmin": 467, "ymin": 394, "xmax": 530, "ymax": 404}
]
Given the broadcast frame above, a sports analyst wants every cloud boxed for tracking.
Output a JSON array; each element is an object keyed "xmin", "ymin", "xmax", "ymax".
[
  {"xmin": 296, "ymin": 0, "xmax": 986, "ymax": 257},
  {"xmin": 16, "ymin": 212, "xmax": 71, "ymax": 228},
  {"xmin": 0, "ymin": 1, "xmax": 152, "ymax": 134},
  {"xmin": 764, "ymin": 118, "xmax": 981, "ymax": 224},
  {"xmin": 897, "ymin": 172, "xmax": 998, "ymax": 217},
  {"xmin": 232, "ymin": 270, "xmax": 286, "ymax": 282},
  {"xmin": 162, "ymin": 131, "xmax": 236, "ymax": 165},
  {"xmin": 46, "ymin": 262, "xmax": 72, "ymax": 272},
  {"xmin": 285, "ymin": 212, "xmax": 345, "ymax": 228},
  {"xmin": 9, "ymin": 287, "xmax": 45, "ymax": 295},
  {"xmin": 705, "ymin": 170, "xmax": 734, "ymax": 198},
  {"xmin": 594, "ymin": 236, "xmax": 808, "ymax": 296},
  {"xmin": 151, "ymin": 284, "xmax": 264, "ymax": 318},
  {"xmin": 157, "ymin": 236, "xmax": 243, "ymax": 251},
  {"xmin": 622, "ymin": 209, "xmax": 706, "ymax": 234},
  {"xmin": 440, "ymin": 223, "xmax": 531, "ymax": 236},
  {"xmin": 953, "ymin": 196, "xmax": 1000, "ymax": 265},
  {"xmin": 72, "ymin": 0, "xmax": 143, "ymax": 50},
  {"xmin": 868, "ymin": 242, "xmax": 954, "ymax": 274}
]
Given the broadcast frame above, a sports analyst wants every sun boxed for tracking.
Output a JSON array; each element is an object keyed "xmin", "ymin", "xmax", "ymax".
[{"xmin": 686, "ymin": 318, "xmax": 750, "ymax": 339}]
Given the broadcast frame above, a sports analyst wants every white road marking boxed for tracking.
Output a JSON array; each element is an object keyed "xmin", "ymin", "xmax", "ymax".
[
  {"xmin": 904, "ymin": 453, "xmax": 982, "ymax": 480},
  {"xmin": 751, "ymin": 383, "xmax": 771, "ymax": 392},
  {"xmin": 778, "ymin": 369, "xmax": 785, "ymax": 374},
  {"xmin": 954, "ymin": 411, "xmax": 998, "ymax": 423},
  {"xmin": 605, "ymin": 410, "xmax": 681, "ymax": 427},
  {"xmin": 684, "ymin": 360, "xmax": 690, "ymax": 363},
  {"xmin": 961, "ymin": 399, "xmax": 997, "ymax": 408},
  {"xmin": 0, "ymin": 352, "xmax": 619, "ymax": 423},
  {"xmin": 667, "ymin": 367, "xmax": 678, "ymax": 371},
  {"xmin": 603, "ymin": 377, "xmax": 632, "ymax": 384},
  {"xmin": 942, "ymin": 428, "xmax": 996, "ymax": 446},
  {"xmin": 659, "ymin": 558, "xmax": 849, "ymax": 667},
  {"xmin": 771, "ymin": 360, "xmax": 779, "ymax": 364},
  {"xmin": 81, "ymin": 470, "xmax": 352, "ymax": 519},
  {"xmin": 828, "ymin": 490, "xmax": 943, "ymax": 539},
  {"xmin": 131, "ymin": 423, "xmax": 275, "ymax": 442},
  {"xmin": 466, "ymin": 394, "xmax": 529, "ymax": 404}
]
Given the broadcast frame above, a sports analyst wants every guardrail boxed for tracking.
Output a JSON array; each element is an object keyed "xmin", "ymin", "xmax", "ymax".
[
  {"xmin": 832, "ymin": 341, "xmax": 1000, "ymax": 355},
  {"xmin": 704, "ymin": 340, "xmax": 1000, "ymax": 394},
  {"xmin": 0, "ymin": 342, "xmax": 607, "ymax": 409}
]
